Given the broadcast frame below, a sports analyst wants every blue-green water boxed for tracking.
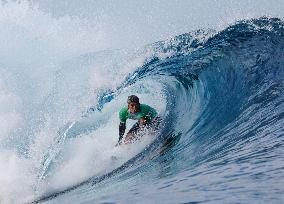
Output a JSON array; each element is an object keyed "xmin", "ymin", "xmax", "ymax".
[{"xmin": 0, "ymin": 4, "xmax": 283, "ymax": 203}]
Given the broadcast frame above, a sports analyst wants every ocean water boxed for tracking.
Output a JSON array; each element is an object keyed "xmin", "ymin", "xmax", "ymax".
[{"xmin": 0, "ymin": 1, "xmax": 283, "ymax": 204}]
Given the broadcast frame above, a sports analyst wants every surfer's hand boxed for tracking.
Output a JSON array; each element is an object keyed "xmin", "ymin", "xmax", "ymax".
[
  {"xmin": 124, "ymin": 133, "xmax": 135, "ymax": 144},
  {"xmin": 139, "ymin": 118, "xmax": 147, "ymax": 126}
]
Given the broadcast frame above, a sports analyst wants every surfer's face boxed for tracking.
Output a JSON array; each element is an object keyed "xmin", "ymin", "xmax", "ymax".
[{"xmin": 128, "ymin": 102, "xmax": 139, "ymax": 114}]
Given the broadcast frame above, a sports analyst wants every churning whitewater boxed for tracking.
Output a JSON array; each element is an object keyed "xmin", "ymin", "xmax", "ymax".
[{"xmin": 0, "ymin": 2, "xmax": 283, "ymax": 204}]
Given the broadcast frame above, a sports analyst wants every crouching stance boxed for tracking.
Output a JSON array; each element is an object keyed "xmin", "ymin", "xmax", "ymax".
[{"xmin": 117, "ymin": 95, "xmax": 160, "ymax": 145}]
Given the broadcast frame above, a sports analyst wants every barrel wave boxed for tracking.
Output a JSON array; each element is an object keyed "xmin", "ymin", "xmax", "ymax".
[{"xmin": 1, "ymin": 16, "xmax": 284, "ymax": 204}]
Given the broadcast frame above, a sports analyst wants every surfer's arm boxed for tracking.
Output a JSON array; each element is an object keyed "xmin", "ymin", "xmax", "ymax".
[
  {"xmin": 118, "ymin": 122, "xmax": 126, "ymax": 144},
  {"xmin": 118, "ymin": 107, "xmax": 128, "ymax": 145}
]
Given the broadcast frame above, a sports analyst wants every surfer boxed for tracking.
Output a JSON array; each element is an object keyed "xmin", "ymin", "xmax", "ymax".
[{"xmin": 117, "ymin": 95, "xmax": 160, "ymax": 145}]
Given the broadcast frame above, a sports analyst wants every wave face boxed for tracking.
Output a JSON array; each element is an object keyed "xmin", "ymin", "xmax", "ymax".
[{"xmin": 0, "ymin": 11, "xmax": 283, "ymax": 204}]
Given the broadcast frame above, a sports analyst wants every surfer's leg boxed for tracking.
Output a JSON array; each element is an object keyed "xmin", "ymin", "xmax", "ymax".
[
  {"xmin": 128, "ymin": 122, "xmax": 140, "ymax": 134},
  {"xmin": 148, "ymin": 116, "xmax": 162, "ymax": 131},
  {"xmin": 124, "ymin": 122, "xmax": 140, "ymax": 143}
]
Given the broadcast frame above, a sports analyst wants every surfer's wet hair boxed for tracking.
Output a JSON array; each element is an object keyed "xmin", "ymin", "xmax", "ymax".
[{"xmin": 127, "ymin": 95, "xmax": 139, "ymax": 104}]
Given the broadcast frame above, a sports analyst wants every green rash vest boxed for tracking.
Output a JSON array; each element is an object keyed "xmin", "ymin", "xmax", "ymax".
[{"xmin": 119, "ymin": 104, "xmax": 157, "ymax": 123}]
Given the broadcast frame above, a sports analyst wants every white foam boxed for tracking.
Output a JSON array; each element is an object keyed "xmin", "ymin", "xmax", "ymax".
[
  {"xmin": 2, "ymin": 0, "xmax": 280, "ymax": 203},
  {"xmin": 0, "ymin": 2, "xmax": 167, "ymax": 202},
  {"xmin": 0, "ymin": 150, "xmax": 36, "ymax": 204},
  {"xmin": 43, "ymin": 90, "xmax": 165, "ymax": 193},
  {"xmin": 0, "ymin": 71, "xmax": 23, "ymax": 141},
  {"xmin": 0, "ymin": 0, "xmax": 108, "ymax": 68}
]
